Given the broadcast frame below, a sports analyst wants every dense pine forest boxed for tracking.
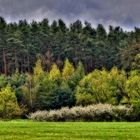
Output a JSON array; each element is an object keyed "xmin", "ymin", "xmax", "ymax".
[
  {"xmin": 0, "ymin": 17, "xmax": 140, "ymax": 120},
  {"xmin": 0, "ymin": 17, "xmax": 140, "ymax": 74}
]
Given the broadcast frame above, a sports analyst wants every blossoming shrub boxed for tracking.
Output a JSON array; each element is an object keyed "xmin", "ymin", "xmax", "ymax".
[{"xmin": 29, "ymin": 104, "xmax": 132, "ymax": 122}]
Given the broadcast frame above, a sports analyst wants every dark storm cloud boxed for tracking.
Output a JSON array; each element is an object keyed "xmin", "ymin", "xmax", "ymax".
[{"xmin": 0, "ymin": 0, "xmax": 140, "ymax": 29}]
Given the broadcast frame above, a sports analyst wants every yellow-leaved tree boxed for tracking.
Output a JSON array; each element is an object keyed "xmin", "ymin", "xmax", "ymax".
[
  {"xmin": 22, "ymin": 59, "xmax": 45, "ymax": 111},
  {"xmin": 33, "ymin": 58, "xmax": 44, "ymax": 82},
  {"xmin": 0, "ymin": 85, "xmax": 22, "ymax": 119},
  {"xmin": 62, "ymin": 59, "xmax": 75, "ymax": 80},
  {"xmin": 49, "ymin": 63, "xmax": 61, "ymax": 81}
]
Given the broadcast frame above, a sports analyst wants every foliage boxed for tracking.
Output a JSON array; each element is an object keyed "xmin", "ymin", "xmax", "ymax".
[
  {"xmin": 108, "ymin": 67, "xmax": 128, "ymax": 104},
  {"xmin": 49, "ymin": 63, "xmax": 61, "ymax": 82},
  {"xmin": 35, "ymin": 73, "xmax": 75, "ymax": 110},
  {"xmin": 0, "ymin": 75, "xmax": 7, "ymax": 88},
  {"xmin": 76, "ymin": 68, "xmax": 127, "ymax": 106},
  {"xmin": 21, "ymin": 59, "xmax": 45, "ymax": 111},
  {"xmin": 33, "ymin": 58, "xmax": 44, "ymax": 82},
  {"xmin": 0, "ymin": 85, "xmax": 22, "ymax": 119},
  {"xmin": 121, "ymin": 44, "xmax": 140, "ymax": 71},
  {"xmin": 21, "ymin": 74, "xmax": 38, "ymax": 111},
  {"xmin": 62, "ymin": 58, "xmax": 75, "ymax": 80},
  {"xmin": 0, "ymin": 17, "xmax": 140, "ymax": 74},
  {"xmin": 125, "ymin": 70, "xmax": 140, "ymax": 101},
  {"xmin": 0, "ymin": 17, "xmax": 140, "ymax": 120},
  {"xmin": 8, "ymin": 71, "xmax": 26, "ymax": 104},
  {"xmin": 0, "ymin": 47, "xmax": 139, "ymax": 120},
  {"xmin": 29, "ymin": 104, "xmax": 132, "ymax": 122}
]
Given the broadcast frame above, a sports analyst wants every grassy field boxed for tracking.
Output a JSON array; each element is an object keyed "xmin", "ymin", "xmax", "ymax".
[{"xmin": 0, "ymin": 121, "xmax": 140, "ymax": 140}]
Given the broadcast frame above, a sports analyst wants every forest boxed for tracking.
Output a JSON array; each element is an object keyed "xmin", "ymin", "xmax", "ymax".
[
  {"xmin": 0, "ymin": 17, "xmax": 140, "ymax": 120},
  {"xmin": 0, "ymin": 17, "xmax": 140, "ymax": 74}
]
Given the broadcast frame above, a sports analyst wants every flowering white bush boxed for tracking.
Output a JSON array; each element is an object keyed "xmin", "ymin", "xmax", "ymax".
[{"xmin": 29, "ymin": 104, "xmax": 132, "ymax": 121}]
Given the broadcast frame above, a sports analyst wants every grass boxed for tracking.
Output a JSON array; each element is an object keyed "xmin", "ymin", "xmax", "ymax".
[{"xmin": 0, "ymin": 121, "xmax": 140, "ymax": 140}]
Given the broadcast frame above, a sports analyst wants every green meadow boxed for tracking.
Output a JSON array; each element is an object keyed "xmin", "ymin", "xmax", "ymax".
[{"xmin": 0, "ymin": 121, "xmax": 140, "ymax": 140}]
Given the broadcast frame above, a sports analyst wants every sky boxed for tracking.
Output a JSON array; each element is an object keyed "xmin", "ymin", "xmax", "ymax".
[{"xmin": 0, "ymin": 0, "xmax": 140, "ymax": 30}]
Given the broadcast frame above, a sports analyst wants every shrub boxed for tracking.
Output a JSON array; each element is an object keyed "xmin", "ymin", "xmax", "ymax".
[
  {"xmin": 113, "ymin": 105, "xmax": 133, "ymax": 121},
  {"xmin": 29, "ymin": 104, "xmax": 132, "ymax": 122},
  {"xmin": 129, "ymin": 100, "xmax": 140, "ymax": 121}
]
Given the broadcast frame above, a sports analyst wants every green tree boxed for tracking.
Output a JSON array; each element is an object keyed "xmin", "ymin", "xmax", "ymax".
[
  {"xmin": 121, "ymin": 44, "xmax": 140, "ymax": 71},
  {"xmin": 8, "ymin": 71, "xmax": 26, "ymax": 104},
  {"xmin": 0, "ymin": 75, "xmax": 7, "ymax": 88},
  {"xmin": 21, "ymin": 74, "xmax": 38, "ymax": 111},
  {"xmin": 35, "ymin": 73, "xmax": 56, "ymax": 110},
  {"xmin": 125, "ymin": 70, "xmax": 140, "ymax": 103},
  {"xmin": 132, "ymin": 53, "xmax": 140, "ymax": 70},
  {"xmin": 68, "ymin": 61, "xmax": 85, "ymax": 90},
  {"xmin": 76, "ymin": 68, "xmax": 128, "ymax": 106},
  {"xmin": 108, "ymin": 67, "xmax": 128, "ymax": 104}
]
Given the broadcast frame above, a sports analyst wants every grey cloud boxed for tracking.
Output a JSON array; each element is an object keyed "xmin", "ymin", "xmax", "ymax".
[{"xmin": 0, "ymin": 0, "xmax": 140, "ymax": 29}]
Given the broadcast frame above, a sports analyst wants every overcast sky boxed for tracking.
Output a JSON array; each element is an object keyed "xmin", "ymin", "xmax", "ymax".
[{"xmin": 0, "ymin": 0, "xmax": 140, "ymax": 30}]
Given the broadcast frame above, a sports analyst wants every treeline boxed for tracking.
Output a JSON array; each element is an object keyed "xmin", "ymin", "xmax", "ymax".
[
  {"xmin": 1, "ymin": 58, "xmax": 140, "ymax": 119},
  {"xmin": 0, "ymin": 17, "xmax": 140, "ymax": 74}
]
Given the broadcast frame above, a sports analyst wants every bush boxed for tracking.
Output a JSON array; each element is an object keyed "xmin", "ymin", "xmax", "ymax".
[
  {"xmin": 29, "ymin": 104, "xmax": 132, "ymax": 122},
  {"xmin": 129, "ymin": 100, "xmax": 140, "ymax": 121},
  {"xmin": 113, "ymin": 105, "xmax": 133, "ymax": 121}
]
